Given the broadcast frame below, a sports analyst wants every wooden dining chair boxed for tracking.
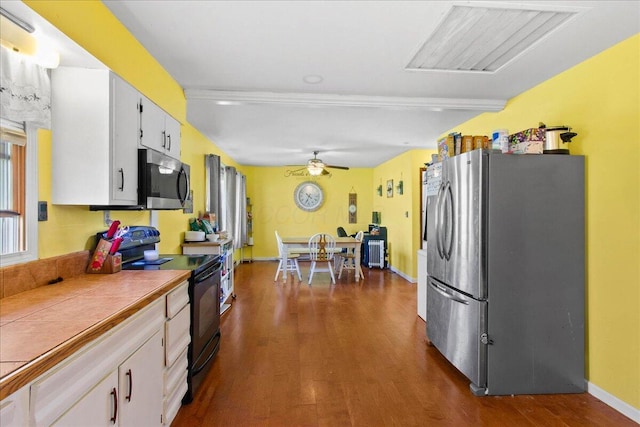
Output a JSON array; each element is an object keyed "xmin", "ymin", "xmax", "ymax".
[
  {"xmin": 308, "ymin": 233, "xmax": 336, "ymax": 285},
  {"xmin": 274, "ymin": 231, "xmax": 302, "ymax": 281},
  {"xmin": 337, "ymin": 230, "xmax": 364, "ymax": 280}
]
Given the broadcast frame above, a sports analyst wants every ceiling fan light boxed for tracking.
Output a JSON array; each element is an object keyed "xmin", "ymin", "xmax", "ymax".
[{"xmin": 307, "ymin": 165, "xmax": 324, "ymax": 176}]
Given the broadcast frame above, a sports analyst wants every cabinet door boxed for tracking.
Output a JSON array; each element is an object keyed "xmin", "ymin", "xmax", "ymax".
[
  {"xmin": 111, "ymin": 75, "xmax": 140, "ymax": 204},
  {"xmin": 139, "ymin": 97, "xmax": 167, "ymax": 153},
  {"xmin": 119, "ymin": 330, "xmax": 164, "ymax": 426},
  {"xmin": 164, "ymin": 115, "xmax": 181, "ymax": 160},
  {"xmin": 0, "ymin": 387, "xmax": 29, "ymax": 427},
  {"xmin": 52, "ymin": 370, "xmax": 118, "ymax": 427}
]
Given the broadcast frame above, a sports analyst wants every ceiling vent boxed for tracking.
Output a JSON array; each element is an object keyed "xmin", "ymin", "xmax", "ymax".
[{"xmin": 406, "ymin": 4, "xmax": 579, "ymax": 73}]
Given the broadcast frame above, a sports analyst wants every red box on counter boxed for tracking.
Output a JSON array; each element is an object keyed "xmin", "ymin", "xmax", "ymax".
[{"xmin": 509, "ymin": 128, "xmax": 545, "ymax": 154}]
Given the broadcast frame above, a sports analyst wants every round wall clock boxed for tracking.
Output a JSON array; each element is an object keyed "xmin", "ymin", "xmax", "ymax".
[{"xmin": 294, "ymin": 181, "xmax": 324, "ymax": 212}]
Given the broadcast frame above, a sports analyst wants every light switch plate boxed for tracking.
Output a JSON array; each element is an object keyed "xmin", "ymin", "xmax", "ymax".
[{"xmin": 38, "ymin": 201, "xmax": 48, "ymax": 221}]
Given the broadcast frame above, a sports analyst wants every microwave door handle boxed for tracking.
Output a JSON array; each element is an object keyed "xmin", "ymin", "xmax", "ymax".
[{"xmin": 177, "ymin": 167, "xmax": 189, "ymax": 205}]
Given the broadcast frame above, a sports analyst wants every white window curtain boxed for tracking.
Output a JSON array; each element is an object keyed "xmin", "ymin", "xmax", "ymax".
[
  {"xmin": 223, "ymin": 166, "xmax": 247, "ymax": 249},
  {"xmin": 205, "ymin": 154, "xmax": 221, "ymax": 225},
  {"xmin": 205, "ymin": 156, "xmax": 247, "ymax": 249},
  {"xmin": 0, "ymin": 46, "xmax": 51, "ymax": 129}
]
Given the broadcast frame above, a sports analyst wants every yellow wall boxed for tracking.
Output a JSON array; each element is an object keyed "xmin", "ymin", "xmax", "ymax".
[
  {"xmin": 439, "ymin": 35, "xmax": 640, "ymax": 409},
  {"xmin": 372, "ymin": 149, "xmax": 434, "ymax": 278},
  {"xmin": 244, "ymin": 167, "xmax": 373, "ymax": 258}
]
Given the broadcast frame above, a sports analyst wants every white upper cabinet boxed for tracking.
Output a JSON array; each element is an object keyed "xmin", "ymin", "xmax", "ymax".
[
  {"xmin": 139, "ymin": 96, "xmax": 181, "ymax": 160},
  {"xmin": 51, "ymin": 68, "xmax": 139, "ymax": 206}
]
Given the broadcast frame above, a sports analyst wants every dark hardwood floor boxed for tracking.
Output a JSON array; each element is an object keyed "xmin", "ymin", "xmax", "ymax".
[{"xmin": 173, "ymin": 261, "xmax": 633, "ymax": 427}]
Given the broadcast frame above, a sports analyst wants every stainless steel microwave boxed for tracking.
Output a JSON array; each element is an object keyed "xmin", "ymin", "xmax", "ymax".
[{"xmin": 138, "ymin": 149, "xmax": 190, "ymax": 210}]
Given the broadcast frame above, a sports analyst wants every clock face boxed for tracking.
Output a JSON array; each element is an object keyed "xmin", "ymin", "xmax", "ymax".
[
  {"xmin": 294, "ymin": 181, "xmax": 324, "ymax": 212},
  {"xmin": 348, "ymin": 204, "xmax": 357, "ymax": 213}
]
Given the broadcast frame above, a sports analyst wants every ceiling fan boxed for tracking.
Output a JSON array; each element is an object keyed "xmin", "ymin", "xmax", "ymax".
[{"xmin": 299, "ymin": 151, "xmax": 350, "ymax": 176}]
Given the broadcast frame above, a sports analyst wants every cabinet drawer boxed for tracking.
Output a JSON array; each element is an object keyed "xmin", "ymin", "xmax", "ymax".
[
  {"xmin": 163, "ymin": 379, "xmax": 188, "ymax": 426},
  {"xmin": 166, "ymin": 280, "xmax": 189, "ymax": 318},
  {"xmin": 165, "ymin": 304, "xmax": 190, "ymax": 367},
  {"xmin": 164, "ymin": 347, "xmax": 188, "ymax": 397}
]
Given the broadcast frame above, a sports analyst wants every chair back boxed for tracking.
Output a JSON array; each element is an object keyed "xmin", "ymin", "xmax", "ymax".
[
  {"xmin": 275, "ymin": 231, "xmax": 284, "ymax": 258},
  {"xmin": 336, "ymin": 227, "xmax": 348, "ymax": 237},
  {"xmin": 308, "ymin": 233, "xmax": 336, "ymax": 261},
  {"xmin": 354, "ymin": 230, "xmax": 364, "ymax": 242}
]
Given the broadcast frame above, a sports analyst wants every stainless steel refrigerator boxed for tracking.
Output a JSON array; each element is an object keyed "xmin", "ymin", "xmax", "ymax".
[{"xmin": 426, "ymin": 149, "xmax": 585, "ymax": 396}]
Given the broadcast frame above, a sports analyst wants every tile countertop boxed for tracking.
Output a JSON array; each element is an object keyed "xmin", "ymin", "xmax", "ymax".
[{"xmin": 0, "ymin": 270, "xmax": 191, "ymax": 400}]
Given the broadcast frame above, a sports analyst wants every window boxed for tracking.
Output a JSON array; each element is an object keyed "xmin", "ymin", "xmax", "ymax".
[{"xmin": 0, "ymin": 119, "xmax": 37, "ymax": 266}]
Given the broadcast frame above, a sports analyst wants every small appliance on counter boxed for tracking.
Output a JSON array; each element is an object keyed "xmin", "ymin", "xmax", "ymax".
[
  {"xmin": 98, "ymin": 226, "xmax": 223, "ymax": 403},
  {"xmin": 539, "ymin": 123, "xmax": 578, "ymax": 154}
]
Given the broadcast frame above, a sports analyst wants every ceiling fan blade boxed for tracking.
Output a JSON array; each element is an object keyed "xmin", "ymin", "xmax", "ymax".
[
  {"xmin": 325, "ymin": 164, "xmax": 349, "ymax": 170},
  {"xmin": 287, "ymin": 166, "xmax": 308, "ymax": 173},
  {"xmin": 321, "ymin": 168, "xmax": 331, "ymax": 175}
]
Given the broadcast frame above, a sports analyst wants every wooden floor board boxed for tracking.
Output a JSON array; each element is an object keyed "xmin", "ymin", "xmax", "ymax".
[{"xmin": 172, "ymin": 261, "xmax": 635, "ymax": 427}]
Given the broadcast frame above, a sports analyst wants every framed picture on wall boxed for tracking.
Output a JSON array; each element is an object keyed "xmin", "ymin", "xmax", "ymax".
[{"xmin": 387, "ymin": 179, "xmax": 393, "ymax": 198}]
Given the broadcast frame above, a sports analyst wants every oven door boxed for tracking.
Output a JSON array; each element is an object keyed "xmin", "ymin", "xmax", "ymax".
[{"xmin": 184, "ymin": 260, "xmax": 222, "ymax": 403}]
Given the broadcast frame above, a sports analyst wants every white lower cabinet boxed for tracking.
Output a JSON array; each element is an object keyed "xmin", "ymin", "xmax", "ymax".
[
  {"xmin": 0, "ymin": 387, "xmax": 29, "ymax": 426},
  {"xmin": 118, "ymin": 330, "xmax": 164, "ymax": 425},
  {"xmin": 52, "ymin": 370, "xmax": 118, "ymax": 426},
  {"xmin": 29, "ymin": 298, "xmax": 165, "ymax": 426},
  {"xmin": 52, "ymin": 331, "xmax": 163, "ymax": 426},
  {"xmin": 1, "ymin": 282, "xmax": 191, "ymax": 427}
]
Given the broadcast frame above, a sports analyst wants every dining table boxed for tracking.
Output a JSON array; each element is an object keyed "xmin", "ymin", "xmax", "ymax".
[{"xmin": 280, "ymin": 236, "xmax": 363, "ymax": 283}]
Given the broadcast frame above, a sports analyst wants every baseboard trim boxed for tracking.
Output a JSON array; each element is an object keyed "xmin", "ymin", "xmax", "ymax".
[
  {"xmin": 389, "ymin": 266, "xmax": 416, "ymax": 283},
  {"xmin": 588, "ymin": 382, "xmax": 640, "ymax": 423}
]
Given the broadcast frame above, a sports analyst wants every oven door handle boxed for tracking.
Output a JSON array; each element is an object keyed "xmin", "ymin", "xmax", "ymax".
[
  {"xmin": 192, "ymin": 331, "xmax": 221, "ymax": 375},
  {"xmin": 195, "ymin": 266, "xmax": 222, "ymax": 283}
]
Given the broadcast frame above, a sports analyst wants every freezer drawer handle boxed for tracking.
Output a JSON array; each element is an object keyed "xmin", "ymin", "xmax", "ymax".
[{"xmin": 428, "ymin": 280, "xmax": 469, "ymax": 305}]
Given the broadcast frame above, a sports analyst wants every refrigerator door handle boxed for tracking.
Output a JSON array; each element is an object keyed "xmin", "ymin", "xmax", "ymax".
[
  {"xmin": 444, "ymin": 182, "xmax": 454, "ymax": 261},
  {"xmin": 435, "ymin": 183, "xmax": 445, "ymax": 259},
  {"xmin": 428, "ymin": 279, "xmax": 469, "ymax": 305}
]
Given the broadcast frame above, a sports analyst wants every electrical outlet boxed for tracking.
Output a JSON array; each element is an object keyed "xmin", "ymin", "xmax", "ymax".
[{"xmin": 104, "ymin": 210, "xmax": 111, "ymax": 226}]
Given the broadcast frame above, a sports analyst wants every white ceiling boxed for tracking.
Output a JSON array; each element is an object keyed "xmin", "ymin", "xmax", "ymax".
[{"xmin": 9, "ymin": 1, "xmax": 640, "ymax": 168}]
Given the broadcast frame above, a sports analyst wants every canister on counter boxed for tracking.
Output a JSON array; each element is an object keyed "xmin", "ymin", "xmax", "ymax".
[{"xmin": 492, "ymin": 129, "xmax": 510, "ymax": 153}]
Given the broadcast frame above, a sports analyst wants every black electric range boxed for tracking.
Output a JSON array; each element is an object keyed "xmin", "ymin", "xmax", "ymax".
[
  {"xmin": 100, "ymin": 226, "xmax": 222, "ymax": 404},
  {"xmin": 104, "ymin": 225, "xmax": 219, "ymax": 273},
  {"xmin": 123, "ymin": 253, "xmax": 218, "ymax": 272}
]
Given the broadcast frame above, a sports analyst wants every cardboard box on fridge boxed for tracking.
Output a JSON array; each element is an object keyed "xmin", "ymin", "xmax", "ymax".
[
  {"xmin": 437, "ymin": 137, "xmax": 452, "ymax": 160},
  {"xmin": 509, "ymin": 128, "xmax": 545, "ymax": 154}
]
